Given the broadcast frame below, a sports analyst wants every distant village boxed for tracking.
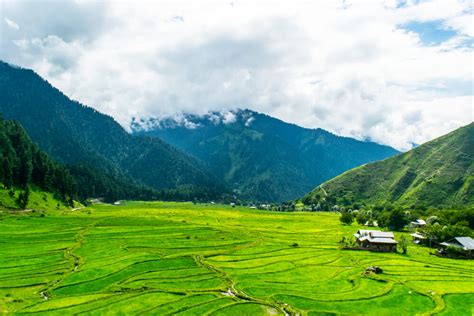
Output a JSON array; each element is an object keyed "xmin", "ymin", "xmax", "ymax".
[
  {"xmin": 221, "ymin": 200, "xmax": 473, "ymax": 259},
  {"xmin": 345, "ymin": 218, "xmax": 474, "ymax": 259},
  {"xmin": 218, "ymin": 200, "xmax": 473, "ymax": 259}
]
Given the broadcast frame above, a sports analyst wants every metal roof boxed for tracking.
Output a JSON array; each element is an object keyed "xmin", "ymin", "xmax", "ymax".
[
  {"xmin": 440, "ymin": 237, "xmax": 474, "ymax": 250},
  {"xmin": 369, "ymin": 238, "xmax": 398, "ymax": 244},
  {"xmin": 410, "ymin": 219, "xmax": 426, "ymax": 225},
  {"xmin": 370, "ymin": 231, "xmax": 395, "ymax": 238},
  {"xmin": 357, "ymin": 229, "xmax": 381, "ymax": 236},
  {"xmin": 410, "ymin": 233, "xmax": 426, "ymax": 239},
  {"xmin": 455, "ymin": 237, "xmax": 474, "ymax": 250}
]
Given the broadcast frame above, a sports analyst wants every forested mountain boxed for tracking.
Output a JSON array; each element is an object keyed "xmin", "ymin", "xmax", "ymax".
[
  {"xmin": 0, "ymin": 61, "xmax": 226, "ymax": 201},
  {"xmin": 0, "ymin": 117, "xmax": 75, "ymax": 208},
  {"xmin": 132, "ymin": 109, "xmax": 399, "ymax": 202},
  {"xmin": 303, "ymin": 123, "xmax": 474, "ymax": 209}
]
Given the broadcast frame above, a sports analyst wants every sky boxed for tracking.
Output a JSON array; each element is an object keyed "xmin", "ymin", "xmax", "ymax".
[{"xmin": 0, "ymin": 0, "xmax": 472, "ymax": 151}]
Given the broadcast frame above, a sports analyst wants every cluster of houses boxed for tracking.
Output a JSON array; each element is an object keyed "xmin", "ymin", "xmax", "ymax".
[
  {"xmin": 351, "ymin": 218, "xmax": 474, "ymax": 257},
  {"xmin": 408, "ymin": 219, "xmax": 474, "ymax": 256},
  {"xmin": 409, "ymin": 219, "xmax": 427, "ymax": 244}
]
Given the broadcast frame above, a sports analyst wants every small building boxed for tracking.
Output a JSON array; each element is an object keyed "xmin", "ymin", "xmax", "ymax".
[
  {"xmin": 364, "ymin": 220, "xmax": 378, "ymax": 227},
  {"xmin": 439, "ymin": 237, "xmax": 474, "ymax": 257},
  {"xmin": 410, "ymin": 219, "xmax": 427, "ymax": 229},
  {"xmin": 354, "ymin": 230, "xmax": 398, "ymax": 252},
  {"xmin": 410, "ymin": 232, "xmax": 427, "ymax": 244}
]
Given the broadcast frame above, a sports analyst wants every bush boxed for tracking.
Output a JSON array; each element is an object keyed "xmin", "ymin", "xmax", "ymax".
[
  {"xmin": 356, "ymin": 211, "xmax": 369, "ymax": 225},
  {"xmin": 377, "ymin": 209, "xmax": 409, "ymax": 231},
  {"xmin": 398, "ymin": 235, "xmax": 408, "ymax": 254},
  {"xmin": 340, "ymin": 211, "xmax": 354, "ymax": 225}
]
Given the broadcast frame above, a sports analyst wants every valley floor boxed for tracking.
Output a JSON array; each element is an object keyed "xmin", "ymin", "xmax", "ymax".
[{"xmin": 0, "ymin": 202, "xmax": 473, "ymax": 315}]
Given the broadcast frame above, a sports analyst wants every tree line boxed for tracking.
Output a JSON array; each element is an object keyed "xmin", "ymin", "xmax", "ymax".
[{"xmin": 0, "ymin": 117, "xmax": 229, "ymax": 206}]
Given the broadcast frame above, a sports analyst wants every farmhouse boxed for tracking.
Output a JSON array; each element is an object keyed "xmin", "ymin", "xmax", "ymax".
[
  {"xmin": 410, "ymin": 232, "xmax": 427, "ymax": 244},
  {"xmin": 410, "ymin": 219, "xmax": 426, "ymax": 229},
  {"xmin": 354, "ymin": 229, "xmax": 398, "ymax": 252},
  {"xmin": 439, "ymin": 237, "xmax": 474, "ymax": 257}
]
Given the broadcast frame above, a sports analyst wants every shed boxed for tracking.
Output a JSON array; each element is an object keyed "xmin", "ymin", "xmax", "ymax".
[
  {"xmin": 440, "ymin": 237, "xmax": 474, "ymax": 251},
  {"xmin": 410, "ymin": 219, "xmax": 427, "ymax": 228},
  {"xmin": 410, "ymin": 233, "xmax": 427, "ymax": 244}
]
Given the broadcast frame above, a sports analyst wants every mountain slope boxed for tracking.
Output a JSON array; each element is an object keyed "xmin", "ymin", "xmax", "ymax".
[
  {"xmin": 0, "ymin": 117, "xmax": 76, "ymax": 209},
  {"xmin": 132, "ymin": 109, "xmax": 399, "ymax": 202},
  {"xmin": 303, "ymin": 123, "xmax": 474, "ymax": 208},
  {"xmin": 0, "ymin": 61, "xmax": 225, "ymax": 201}
]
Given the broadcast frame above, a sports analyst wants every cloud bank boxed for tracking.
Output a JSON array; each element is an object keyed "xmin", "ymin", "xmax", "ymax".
[{"xmin": 1, "ymin": 0, "xmax": 472, "ymax": 150}]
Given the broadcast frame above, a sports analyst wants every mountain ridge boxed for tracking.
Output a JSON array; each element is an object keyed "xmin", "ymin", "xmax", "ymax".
[
  {"xmin": 0, "ymin": 61, "xmax": 227, "ymax": 201},
  {"xmin": 132, "ymin": 109, "xmax": 400, "ymax": 202},
  {"xmin": 303, "ymin": 122, "xmax": 474, "ymax": 209}
]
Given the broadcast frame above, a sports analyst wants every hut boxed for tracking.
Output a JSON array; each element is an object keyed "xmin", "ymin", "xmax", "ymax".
[
  {"xmin": 439, "ymin": 237, "xmax": 474, "ymax": 258},
  {"xmin": 410, "ymin": 232, "xmax": 427, "ymax": 244},
  {"xmin": 410, "ymin": 219, "xmax": 426, "ymax": 229}
]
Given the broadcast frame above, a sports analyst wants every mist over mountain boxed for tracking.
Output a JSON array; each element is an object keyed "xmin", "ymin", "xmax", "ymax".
[
  {"xmin": 132, "ymin": 109, "xmax": 399, "ymax": 202},
  {"xmin": 0, "ymin": 61, "xmax": 226, "ymax": 201}
]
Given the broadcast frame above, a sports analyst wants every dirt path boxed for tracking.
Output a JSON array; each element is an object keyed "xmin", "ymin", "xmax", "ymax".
[
  {"xmin": 38, "ymin": 222, "xmax": 95, "ymax": 300},
  {"xmin": 194, "ymin": 255, "xmax": 298, "ymax": 315},
  {"xmin": 319, "ymin": 184, "xmax": 328, "ymax": 197}
]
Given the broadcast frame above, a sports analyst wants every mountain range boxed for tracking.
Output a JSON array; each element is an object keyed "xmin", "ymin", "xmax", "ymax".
[
  {"xmin": 303, "ymin": 122, "xmax": 474, "ymax": 209},
  {"xmin": 132, "ymin": 110, "xmax": 399, "ymax": 202},
  {"xmin": 0, "ymin": 60, "xmax": 471, "ymax": 208},
  {"xmin": 0, "ymin": 61, "xmax": 224, "ymax": 201}
]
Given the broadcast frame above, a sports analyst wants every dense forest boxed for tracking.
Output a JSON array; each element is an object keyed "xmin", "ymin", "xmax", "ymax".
[{"xmin": 0, "ymin": 117, "xmax": 76, "ymax": 207}]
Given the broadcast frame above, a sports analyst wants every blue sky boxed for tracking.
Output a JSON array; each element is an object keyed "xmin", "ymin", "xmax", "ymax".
[
  {"xmin": 0, "ymin": 0, "xmax": 472, "ymax": 151},
  {"xmin": 401, "ymin": 20, "xmax": 458, "ymax": 45}
]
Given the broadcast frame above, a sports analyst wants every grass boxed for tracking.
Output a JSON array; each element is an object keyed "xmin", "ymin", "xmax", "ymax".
[
  {"xmin": 0, "ymin": 201, "xmax": 473, "ymax": 315},
  {"xmin": 0, "ymin": 184, "xmax": 73, "ymax": 212}
]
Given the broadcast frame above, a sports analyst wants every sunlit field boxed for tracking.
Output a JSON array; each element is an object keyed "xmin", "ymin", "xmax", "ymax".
[{"xmin": 0, "ymin": 202, "xmax": 473, "ymax": 315}]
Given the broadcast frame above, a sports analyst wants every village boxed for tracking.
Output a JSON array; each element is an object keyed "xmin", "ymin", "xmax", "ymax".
[{"xmin": 347, "ymin": 218, "xmax": 474, "ymax": 258}]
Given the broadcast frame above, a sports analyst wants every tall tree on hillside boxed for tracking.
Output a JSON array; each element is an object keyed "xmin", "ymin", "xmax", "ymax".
[{"xmin": 0, "ymin": 118, "xmax": 77, "ymax": 207}]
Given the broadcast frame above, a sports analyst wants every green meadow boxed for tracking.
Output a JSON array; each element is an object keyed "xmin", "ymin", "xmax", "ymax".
[{"xmin": 0, "ymin": 202, "xmax": 473, "ymax": 315}]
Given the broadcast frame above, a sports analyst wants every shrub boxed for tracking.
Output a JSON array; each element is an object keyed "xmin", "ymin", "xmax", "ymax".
[
  {"xmin": 398, "ymin": 235, "xmax": 408, "ymax": 254},
  {"xmin": 340, "ymin": 211, "xmax": 354, "ymax": 225}
]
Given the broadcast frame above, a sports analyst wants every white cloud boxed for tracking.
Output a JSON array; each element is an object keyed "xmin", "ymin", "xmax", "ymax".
[
  {"xmin": 0, "ymin": 0, "xmax": 472, "ymax": 151},
  {"xmin": 4, "ymin": 18, "xmax": 19, "ymax": 30},
  {"xmin": 223, "ymin": 111, "xmax": 237, "ymax": 124}
]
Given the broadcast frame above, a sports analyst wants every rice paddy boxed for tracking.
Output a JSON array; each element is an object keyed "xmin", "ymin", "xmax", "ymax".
[{"xmin": 0, "ymin": 201, "xmax": 473, "ymax": 315}]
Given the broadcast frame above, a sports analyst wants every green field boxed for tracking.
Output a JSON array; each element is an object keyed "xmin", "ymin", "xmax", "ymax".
[{"xmin": 0, "ymin": 202, "xmax": 473, "ymax": 315}]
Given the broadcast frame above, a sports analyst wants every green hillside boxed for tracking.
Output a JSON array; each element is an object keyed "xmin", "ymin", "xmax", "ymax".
[
  {"xmin": 303, "ymin": 123, "xmax": 474, "ymax": 209},
  {"xmin": 0, "ymin": 117, "xmax": 76, "ymax": 210},
  {"xmin": 0, "ymin": 185, "xmax": 73, "ymax": 211}
]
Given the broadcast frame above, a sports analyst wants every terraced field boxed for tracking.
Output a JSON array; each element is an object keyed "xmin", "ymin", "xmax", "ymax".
[{"xmin": 0, "ymin": 202, "xmax": 473, "ymax": 315}]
